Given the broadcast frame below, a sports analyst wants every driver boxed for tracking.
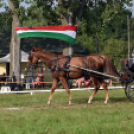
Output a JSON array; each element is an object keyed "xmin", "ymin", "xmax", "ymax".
[{"xmin": 124, "ymin": 59, "xmax": 134, "ymax": 77}]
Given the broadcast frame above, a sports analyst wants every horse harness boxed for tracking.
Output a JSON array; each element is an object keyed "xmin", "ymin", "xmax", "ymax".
[
  {"xmin": 30, "ymin": 54, "xmax": 106, "ymax": 80},
  {"xmin": 50, "ymin": 55, "xmax": 71, "ymax": 80},
  {"xmin": 49, "ymin": 55, "xmax": 104, "ymax": 80}
]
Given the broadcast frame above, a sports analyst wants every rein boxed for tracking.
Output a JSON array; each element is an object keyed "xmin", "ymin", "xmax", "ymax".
[
  {"xmin": 31, "ymin": 54, "xmax": 83, "ymax": 75},
  {"xmin": 29, "ymin": 52, "xmax": 107, "ymax": 79}
]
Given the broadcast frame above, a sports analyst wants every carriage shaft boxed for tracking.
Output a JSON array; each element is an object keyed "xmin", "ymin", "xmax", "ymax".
[{"xmin": 68, "ymin": 64, "xmax": 120, "ymax": 80}]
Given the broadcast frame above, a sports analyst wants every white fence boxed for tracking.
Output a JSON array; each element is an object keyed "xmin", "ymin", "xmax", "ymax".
[{"xmin": 0, "ymin": 86, "xmax": 125, "ymax": 95}]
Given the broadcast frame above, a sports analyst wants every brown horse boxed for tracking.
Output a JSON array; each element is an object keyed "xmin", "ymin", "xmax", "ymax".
[{"xmin": 27, "ymin": 47, "xmax": 128, "ymax": 105}]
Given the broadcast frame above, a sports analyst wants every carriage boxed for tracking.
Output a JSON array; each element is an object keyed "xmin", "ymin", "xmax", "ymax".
[
  {"xmin": 121, "ymin": 58, "xmax": 134, "ymax": 103},
  {"xmin": 26, "ymin": 47, "xmax": 134, "ymax": 105},
  {"xmin": 15, "ymin": 26, "xmax": 134, "ymax": 104}
]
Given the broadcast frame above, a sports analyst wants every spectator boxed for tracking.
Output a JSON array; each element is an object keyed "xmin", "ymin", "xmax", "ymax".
[
  {"xmin": 33, "ymin": 76, "xmax": 44, "ymax": 89},
  {"xmin": 35, "ymin": 76, "xmax": 42, "ymax": 87},
  {"xmin": 73, "ymin": 77, "xmax": 85, "ymax": 88},
  {"xmin": 0, "ymin": 73, "xmax": 7, "ymax": 86},
  {"xmin": 73, "ymin": 75, "xmax": 91, "ymax": 88},
  {"xmin": 81, "ymin": 75, "xmax": 91, "ymax": 88}
]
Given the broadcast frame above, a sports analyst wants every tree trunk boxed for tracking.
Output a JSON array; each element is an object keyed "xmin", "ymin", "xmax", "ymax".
[
  {"xmin": 58, "ymin": 0, "xmax": 85, "ymax": 56},
  {"xmin": 8, "ymin": 0, "xmax": 21, "ymax": 82},
  {"xmin": 75, "ymin": 0, "xmax": 85, "ymax": 28}
]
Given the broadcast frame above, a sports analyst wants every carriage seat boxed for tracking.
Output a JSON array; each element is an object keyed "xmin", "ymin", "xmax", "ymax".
[{"xmin": 125, "ymin": 69, "xmax": 134, "ymax": 77}]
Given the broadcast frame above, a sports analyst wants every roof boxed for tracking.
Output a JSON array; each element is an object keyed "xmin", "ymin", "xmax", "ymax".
[{"xmin": 0, "ymin": 50, "xmax": 29, "ymax": 62}]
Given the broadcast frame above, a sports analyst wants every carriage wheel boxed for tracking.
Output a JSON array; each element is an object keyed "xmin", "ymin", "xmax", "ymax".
[{"xmin": 125, "ymin": 81, "xmax": 134, "ymax": 103}]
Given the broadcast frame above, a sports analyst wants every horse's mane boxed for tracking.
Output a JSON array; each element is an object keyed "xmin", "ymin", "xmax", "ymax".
[
  {"xmin": 37, "ymin": 47, "xmax": 43, "ymax": 51},
  {"xmin": 29, "ymin": 46, "xmax": 56, "ymax": 58}
]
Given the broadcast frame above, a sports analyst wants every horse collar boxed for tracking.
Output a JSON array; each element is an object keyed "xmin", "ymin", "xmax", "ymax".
[
  {"xmin": 50, "ymin": 55, "xmax": 71, "ymax": 73},
  {"xmin": 49, "ymin": 55, "xmax": 60, "ymax": 71}
]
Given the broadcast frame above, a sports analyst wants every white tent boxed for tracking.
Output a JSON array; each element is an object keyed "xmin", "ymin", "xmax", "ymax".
[{"xmin": 0, "ymin": 51, "xmax": 29, "ymax": 62}]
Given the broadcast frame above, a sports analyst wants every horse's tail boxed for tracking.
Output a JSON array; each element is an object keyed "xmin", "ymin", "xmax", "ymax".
[{"xmin": 101, "ymin": 55, "xmax": 120, "ymax": 78}]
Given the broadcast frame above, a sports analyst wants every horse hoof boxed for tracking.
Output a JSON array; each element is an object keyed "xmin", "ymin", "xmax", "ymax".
[
  {"xmin": 47, "ymin": 102, "xmax": 51, "ymax": 106},
  {"xmin": 104, "ymin": 101, "xmax": 107, "ymax": 104},
  {"xmin": 88, "ymin": 101, "xmax": 92, "ymax": 104}
]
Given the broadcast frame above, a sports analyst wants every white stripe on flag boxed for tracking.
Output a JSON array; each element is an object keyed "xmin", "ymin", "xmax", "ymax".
[{"xmin": 17, "ymin": 30, "xmax": 76, "ymax": 39}]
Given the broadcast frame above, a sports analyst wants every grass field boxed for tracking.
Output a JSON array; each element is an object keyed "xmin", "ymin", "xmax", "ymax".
[{"xmin": 0, "ymin": 89, "xmax": 134, "ymax": 134}]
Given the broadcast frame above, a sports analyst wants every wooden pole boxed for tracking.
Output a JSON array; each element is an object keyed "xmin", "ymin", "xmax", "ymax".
[
  {"xmin": 127, "ymin": 15, "xmax": 130, "ymax": 58},
  {"xmin": 95, "ymin": 0, "xmax": 99, "ymax": 54}
]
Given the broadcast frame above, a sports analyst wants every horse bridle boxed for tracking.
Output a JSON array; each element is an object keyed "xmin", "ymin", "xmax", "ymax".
[
  {"xmin": 28, "ymin": 52, "xmax": 40, "ymax": 70},
  {"xmin": 28, "ymin": 51, "xmax": 60, "ymax": 70}
]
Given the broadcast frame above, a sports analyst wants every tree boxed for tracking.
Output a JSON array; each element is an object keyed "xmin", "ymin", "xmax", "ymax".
[
  {"xmin": 21, "ymin": 0, "xmax": 86, "ymax": 56},
  {"xmin": 0, "ymin": 0, "xmax": 134, "ymax": 74},
  {"xmin": 6, "ymin": 0, "xmax": 56, "ymax": 81},
  {"xmin": 23, "ymin": 0, "xmax": 60, "ymax": 26},
  {"xmin": 7, "ymin": 0, "xmax": 22, "ymax": 81},
  {"xmin": 57, "ymin": 0, "xmax": 86, "ymax": 56}
]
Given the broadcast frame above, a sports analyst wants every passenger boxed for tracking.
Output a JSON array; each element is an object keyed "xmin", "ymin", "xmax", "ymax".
[
  {"xmin": 129, "ymin": 63, "xmax": 134, "ymax": 72},
  {"xmin": 124, "ymin": 59, "xmax": 130, "ymax": 70},
  {"xmin": 124, "ymin": 59, "xmax": 134, "ymax": 77}
]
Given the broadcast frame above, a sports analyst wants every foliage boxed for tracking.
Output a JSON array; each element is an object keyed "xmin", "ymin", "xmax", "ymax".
[
  {"xmin": 23, "ymin": 0, "xmax": 61, "ymax": 26},
  {"xmin": 76, "ymin": 0, "xmax": 134, "ymax": 69},
  {"xmin": 0, "ymin": 6, "xmax": 12, "ymax": 27},
  {"xmin": 0, "ymin": 26, "xmax": 11, "ymax": 53},
  {"xmin": 0, "ymin": 0, "xmax": 134, "ymax": 70},
  {"xmin": 0, "ymin": 0, "xmax": 4, "ymax": 7},
  {"xmin": 0, "ymin": 6, "xmax": 12, "ymax": 53}
]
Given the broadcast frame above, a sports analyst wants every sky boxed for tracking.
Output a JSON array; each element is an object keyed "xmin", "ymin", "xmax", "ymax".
[
  {"xmin": 0, "ymin": 0, "xmax": 134, "ymax": 17},
  {"xmin": 0, "ymin": 0, "xmax": 30, "ymax": 12},
  {"xmin": 125, "ymin": 0, "xmax": 134, "ymax": 17}
]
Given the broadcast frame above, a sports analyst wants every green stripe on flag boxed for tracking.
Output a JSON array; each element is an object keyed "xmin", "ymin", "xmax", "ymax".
[{"xmin": 18, "ymin": 32, "xmax": 76, "ymax": 45}]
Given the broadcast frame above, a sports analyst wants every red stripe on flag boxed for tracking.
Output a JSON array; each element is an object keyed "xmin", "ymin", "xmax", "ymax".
[{"xmin": 15, "ymin": 26, "xmax": 77, "ymax": 32}]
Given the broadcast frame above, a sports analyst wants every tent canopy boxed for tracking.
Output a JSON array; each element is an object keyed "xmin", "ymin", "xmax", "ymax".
[{"xmin": 0, "ymin": 51, "xmax": 29, "ymax": 63}]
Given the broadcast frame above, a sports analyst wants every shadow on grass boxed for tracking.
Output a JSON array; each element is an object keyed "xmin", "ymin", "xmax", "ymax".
[
  {"xmin": 73, "ymin": 98, "xmax": 88, "ymax": 104},
  {"xmin": 73, "ymin": 97, "xmax": 107, "ymax": 104},
  {"xmin": 109, "ymin": 97, "xmax": 129, "ymax": 103},
  {"xmin": 73, "ymin": 96, "xmax": 131, "ymax": 104}
]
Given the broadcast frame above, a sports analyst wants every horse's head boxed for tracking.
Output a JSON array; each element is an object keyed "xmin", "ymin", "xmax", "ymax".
[{"xmin": 27, "ymin": 47, "xmax": 39, "ymax": 70}]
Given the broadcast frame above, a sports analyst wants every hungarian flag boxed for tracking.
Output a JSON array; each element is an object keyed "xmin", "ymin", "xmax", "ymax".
[{"xmin": 15, "ymin": 26, "xmax": 77, "ymax": 45}]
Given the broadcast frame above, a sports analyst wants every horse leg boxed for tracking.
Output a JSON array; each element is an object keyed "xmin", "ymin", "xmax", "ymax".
[
  {"xmin": 60, "ymin": 77, "xmax": 72, "ymax": 105},
  {"xmin": 101, "ymin": 81, "xmax": 109, "ymax": 103},
  {"xmin": 47, "ymin": 78, "xmax": 59, "ymax": 105},
  {"xmin": 88, "ymin": 78, "xmax": 100, "ymax": 104}
]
